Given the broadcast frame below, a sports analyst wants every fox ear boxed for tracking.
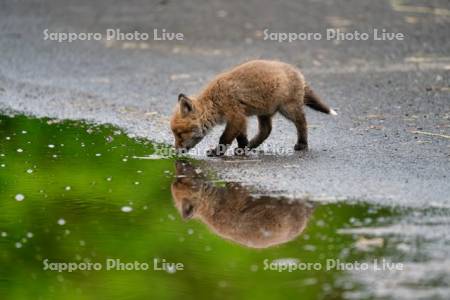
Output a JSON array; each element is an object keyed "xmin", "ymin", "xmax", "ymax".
[
  {"xmin": 178, "ymin": 93, "xmax": 194, "ymax": 116},
  {"xmin": 178, "ymin": 93, "xmax": 188, "ymax": 102}
]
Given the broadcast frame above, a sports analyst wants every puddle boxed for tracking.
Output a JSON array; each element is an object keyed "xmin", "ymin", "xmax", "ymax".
[{"xmin": 0, "ymin": 114, "xmax": 449, "ymax": 299}]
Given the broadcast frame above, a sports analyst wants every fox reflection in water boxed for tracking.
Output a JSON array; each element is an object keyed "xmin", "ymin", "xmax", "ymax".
[{"xmin": 171, "ymin": 161, "xmax": 314, "ymax": 248}]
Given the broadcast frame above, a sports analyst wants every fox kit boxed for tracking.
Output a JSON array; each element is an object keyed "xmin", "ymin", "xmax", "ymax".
[
  {"xmin": 171, "ymin": 161, "xmax": 313, "ymax": 248},
  {"xmin": 170, "ymin": 59, "xmax": 337, "ymax": 156}
]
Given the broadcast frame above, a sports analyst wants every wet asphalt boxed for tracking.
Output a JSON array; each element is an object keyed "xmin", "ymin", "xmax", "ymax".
[{"xmin": 0, "ymin": 0, "xmax": 449, "ymax": 206}]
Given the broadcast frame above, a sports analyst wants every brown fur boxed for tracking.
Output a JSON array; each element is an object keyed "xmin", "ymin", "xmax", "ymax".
[
  {"xmin": 171, "ymin": 161, "xmax": 314, "ymax": 248},
  {"xmin": 170, "ymin": 60, "xmax": 336, "ymax": 156}
]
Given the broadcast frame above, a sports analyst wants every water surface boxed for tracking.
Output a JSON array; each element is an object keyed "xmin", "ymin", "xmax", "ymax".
[{"xmin": 0, "ymin": 115, "xmax": 448, "ymax": 300}]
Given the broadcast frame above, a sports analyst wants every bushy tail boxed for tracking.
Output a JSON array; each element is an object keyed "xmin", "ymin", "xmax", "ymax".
[{"xmin": 304, "ymin": 85, "xmax": 337, "ymax": 115}]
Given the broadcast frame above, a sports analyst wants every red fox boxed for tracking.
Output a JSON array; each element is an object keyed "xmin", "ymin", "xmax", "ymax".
[
  {"xmin": 170, "ymin": 60, "xmax": 337, "ymax": 156},
  {"xmin": 171, "ymin": 161, "xmax": 313, "ymax": 248}
]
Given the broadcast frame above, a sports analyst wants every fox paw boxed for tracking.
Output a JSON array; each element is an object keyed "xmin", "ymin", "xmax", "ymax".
[
  {"xmin": 206, "ymin": 148, "xmax": 224, "ymax": 157},
  {"xmin": 233, "ymin": 147, "xmax": 247, "ymax": 156},
  {"xmin": 294, "ymin": 143, "xmax": 308, "ymax": 151}
]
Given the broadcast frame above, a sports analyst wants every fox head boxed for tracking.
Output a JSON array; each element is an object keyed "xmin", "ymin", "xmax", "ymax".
[
  {"xmin": 171, "ymin": 161, "xmax": 204, "ymax": 219},
  {"xmin": 170, "ymin": 94, "xmax": 205, "ymax": 151}
]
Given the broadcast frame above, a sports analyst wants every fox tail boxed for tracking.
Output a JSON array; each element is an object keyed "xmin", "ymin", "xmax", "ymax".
[{"xmin": 304, "ymin": 85, "xmax": 337, "ymax": 115}]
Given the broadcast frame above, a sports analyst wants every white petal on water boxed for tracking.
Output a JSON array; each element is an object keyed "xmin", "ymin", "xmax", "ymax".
[
  {"xmin": 316, "ymin": 220, "xmax": 325, "ymax": 227},
  {"xmin": 354, "ymin": 236, "xmax": 384, "ymax": 251},
  {"xmin": 95, "ymin": 153, "xmax": 102, "ymax": 157},
  {"xmin": 303, "ymin": 278, "xmax": 318, "ymax": 286},
  {"xmin": 15, "ymin": 194, "xmax": 25, "ymax": 201},
  {"xmin": 65, "ymin": 186, "xmax": 71, "ymax": 191},
  {"xmin": 26, "ymin": 169, "xmax": 33, "ymax": 174},
  {"xmin": 48, "ymin": 144, "xmax": 55, "ymax": 148},
  {"xmin": 1, "ymin": 232, "xmax": 7, "ymax": 237},
  {"xmin": 1, "ymin": 164, "xmax": 5, "ymax": 167},
  {"xmin": 26, "ymin": 232, "xmax": 33, "ymax": 238},
  {"xmin": 121, "ymin": 206, "xmax": 133, "ymax": 213},
  {"xmin": 187, "ymin": 228, "xmax": 194, "ymax": 235},
  {"xmin": 17, "ymin": 148, "xmax": 23, "ymax": 153},
  {"xmin": 304, "ymin": 244, "xmax": 317, "ymax": 251},
  {"xmin": 15, "ymin": 242, "xmax": 22, "ymax": 248},
  {"xmin": 57, "ymin": 218, "xmax": 66, "ymax": 226}
]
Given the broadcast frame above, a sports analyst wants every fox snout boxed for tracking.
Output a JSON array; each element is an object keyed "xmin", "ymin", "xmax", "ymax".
[
  {"xmin": 174, "ymin": 140, "xmax": 184, "ymax": 150},
  {"xmin": 174, "ymin": 144, "xmax": 190, "ymax": 155},
  {"xmin": 174, "ymin": 136, "xmax": 202, "ymax": 153}
]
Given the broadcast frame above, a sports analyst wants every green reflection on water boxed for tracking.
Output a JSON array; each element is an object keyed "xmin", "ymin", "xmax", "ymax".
[{"xmin": 0, "ymin": 115, "xmax": 398, "ymax": 300}]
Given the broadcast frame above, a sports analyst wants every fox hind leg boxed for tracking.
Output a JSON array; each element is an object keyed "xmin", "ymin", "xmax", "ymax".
[{"xmin": 279, "ymin": 103, "xmax": 308, "ymax": 151}]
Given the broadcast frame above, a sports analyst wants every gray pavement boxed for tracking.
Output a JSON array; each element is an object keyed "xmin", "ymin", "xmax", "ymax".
[
  {"xmin": 0, "ymin": 0, "xmax": 449, "ymax": 207},
  {"xmin": 1, "ymin": 1, "xmax": 450, "ymax": 298}
]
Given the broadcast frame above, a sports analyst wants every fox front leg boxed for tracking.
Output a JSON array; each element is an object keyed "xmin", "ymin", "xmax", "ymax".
[
  {"xmin": 248, "ymin": 115, "xmax": 272, "ymax": 149},
  {"xmin": 207, "ymin": 117, "xmax": 246, "ymax": 157},
  {"xmin": 234, "ymin": 133, "xmax": 249, "ymax": 156}
]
